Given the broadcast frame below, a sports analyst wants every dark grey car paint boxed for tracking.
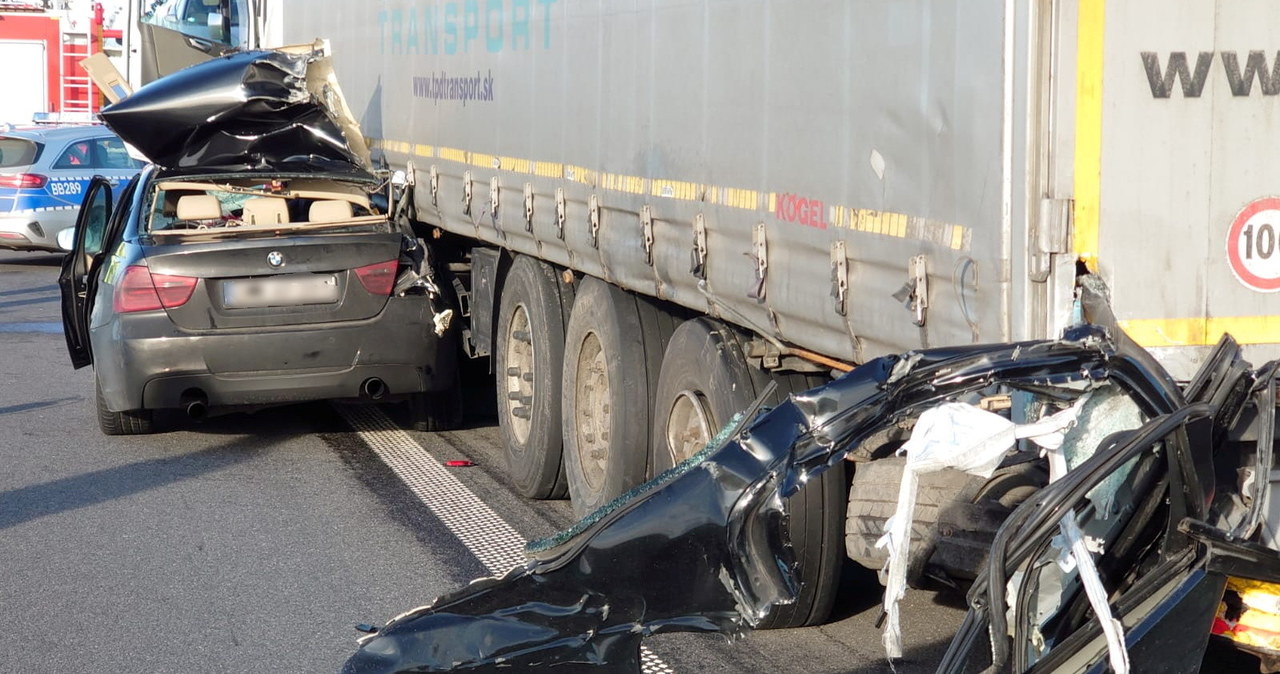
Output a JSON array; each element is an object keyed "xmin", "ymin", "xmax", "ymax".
[{"xmin": 60, "ymin": 164, "xmax": 450, "ymax": 415}]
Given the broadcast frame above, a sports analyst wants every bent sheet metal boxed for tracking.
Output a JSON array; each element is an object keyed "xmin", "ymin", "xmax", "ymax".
[
  {"xmin": 94, "ymin": 42, "xmax": 372, "ymax": 177},
  {"xmin": 342, "ymin": 325, "xmax": 1205, "ymax": 673}
]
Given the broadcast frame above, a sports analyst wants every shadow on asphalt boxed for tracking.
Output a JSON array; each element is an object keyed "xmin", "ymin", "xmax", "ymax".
[
  {"xmin": 827, "ymin": 562, "xmax": 885, "ymax": 623},
  {"xmin": 146, "ymin": 401, "xmax": 344, "ymax": 436},
  {"xmin": 0, "ymin": 253, "xmax": 62, "ymax": 268},
  {"xmin": 0, "ymin": 283, "xmax": 59, "ymax": 298},
  {"xmin": 838, "ymin": 633, "xmax": 986, "ymax": 674},
  {"xmin": 0, "ymin": 434, "xmax": 276, "ymax": 531},
  {"xmin": 0, "ymin": 397, "xmax": 82, "ymax": 416},
  {"xmin": 0, "ymin": 294, "xmax": 58, "ymax": 311}
]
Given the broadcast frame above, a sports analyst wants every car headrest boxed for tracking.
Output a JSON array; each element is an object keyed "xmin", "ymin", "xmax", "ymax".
[
  {"xmin": 175, "ymin": 194, "xmax": 221, "ymax": 221},
  {"xmin": 242, "ymin": 197, "xmax": 290, "ymax": 225},
  {"xmin": 308, "ymin": 199, "xmax": 353, "ymax": 223}
]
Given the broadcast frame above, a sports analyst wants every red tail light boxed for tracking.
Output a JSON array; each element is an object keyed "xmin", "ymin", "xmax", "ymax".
[
  {"xmin": 114, "ymin": 265, "xmax": 198, "ymax": 313},
  {"xmin": 354, "ymin": 260, "xmax": 397, "ymax": 296},
  {"xmin": 0, "ymin": 173, "xmax": 49, "ymax": 189}
]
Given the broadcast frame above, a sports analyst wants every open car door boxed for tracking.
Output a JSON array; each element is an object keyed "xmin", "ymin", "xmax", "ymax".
[
  {"xmin": 57, "ymin": 177, "xmax": 116, "ymax": 370},
  {"xmin": 938, "ymin": 345, "xmax": 1276, "ymax": 674}
]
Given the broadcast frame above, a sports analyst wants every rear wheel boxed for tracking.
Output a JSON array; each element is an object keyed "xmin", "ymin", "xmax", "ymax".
[
  {"xmin": 95, "ymin": 374, "xmax": 153, "ymax": 436},
  {"xmin": 651, "ymin": 318, "xmax": 842, "ymax": 628},
  {"xmin": 496, "ymin": 256, "xmax": 573, "ymax": 499},
  {"xmin": 407, "ymin": 377, "xmax": 463, "ymax": 432},
  {"xmin": 561, "ymin": 277, "xmax": 671, "ymax": 518}
]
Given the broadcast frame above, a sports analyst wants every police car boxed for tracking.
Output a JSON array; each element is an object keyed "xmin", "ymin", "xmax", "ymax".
[{"xmin": 0, "ymin": 124, "xmax": 142, "ymax": 252}]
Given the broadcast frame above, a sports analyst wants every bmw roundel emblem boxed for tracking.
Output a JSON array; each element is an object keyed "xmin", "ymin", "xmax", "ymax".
[{"xmin": 267, "ymin": 251, "xmax": 285, "ymax": 268}]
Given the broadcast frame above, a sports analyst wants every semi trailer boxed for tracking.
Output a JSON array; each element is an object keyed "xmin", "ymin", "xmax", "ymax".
[{"xmin": 126, "ymin": 0, "xmax": 1280, "ymax": 635}]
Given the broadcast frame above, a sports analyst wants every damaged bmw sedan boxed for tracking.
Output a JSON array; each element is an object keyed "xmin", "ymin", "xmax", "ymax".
[{"xmin": 58, "ymin": 45, "xmax": 459, "ymax": 435}]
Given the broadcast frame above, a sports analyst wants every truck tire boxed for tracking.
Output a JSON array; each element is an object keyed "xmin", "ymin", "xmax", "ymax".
[
  {"xmin": 496, "ymin": 256, "xmax": 573, "ymax": 499},
  {"xmin": 561, "ymin": 277, "xmax": 669, "ymax": 518},
  {"xmin": 649, "ymin": 318, "xmax": 758, "ymax": 473},
  {"xmin": 96, "ymin": 375, "xmax": 153, "ymax": 436},
  {"xmin": 651, "ymin": 317, "xmax": 842, "ymax": 629}
]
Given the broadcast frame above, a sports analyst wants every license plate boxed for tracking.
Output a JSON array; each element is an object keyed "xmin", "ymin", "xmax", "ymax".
[{"xmin": 222, "ymin": 274, "xmax": 339, "ymax": 308}]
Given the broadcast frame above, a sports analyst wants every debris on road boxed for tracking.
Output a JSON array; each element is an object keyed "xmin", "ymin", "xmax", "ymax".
[{"xmin": 444, "ymin": 460, "xmax": 476, "ymax": 468}]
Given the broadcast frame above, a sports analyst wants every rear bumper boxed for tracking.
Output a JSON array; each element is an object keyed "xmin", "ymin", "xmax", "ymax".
[
  {"xmin": 0, "ymin": 213, "xmax": 64, "ymax": 252},
  {"xmin": 140, "ymin": 362, "xmax": 429, "ymax": 409},
  {"xmin": 93, "ymin": 295, "xmax": 456, "ymax": 412}
]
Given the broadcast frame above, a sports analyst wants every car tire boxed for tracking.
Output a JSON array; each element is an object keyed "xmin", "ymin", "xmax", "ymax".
[
  {"xmin": 407, "ymin": 382, "xmax": 463, "ymax": 432},
  {"xmin": 845, "ymin": 457, "xmax": 1045, "ymax": 588},
  {"xmin": 650, "ymin": 318, "xmax": 842, "ymax": 629},
  {"xmin": 95, "ymin": 374, "xmax": 154, "ymax": 436},
  {"xmin": 561, "ymin": 277, "xmax": 670, "ymax": 518},
  {"xmin": 496, "ymin": 256, "xmax": 574, "ymax": 499}
]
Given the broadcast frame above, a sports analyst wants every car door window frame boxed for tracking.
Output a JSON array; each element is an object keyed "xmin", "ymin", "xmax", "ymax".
[
  {"xmin": 1012, "ymin": 423, "xmax": 1198, "ymax": 672},
  {"xmin": 58, "ymin": 176, "xmax": 116, "ymax": 369},
  {"xmin": 954, "ymin": 403, "xmax": 1215, "ymax": 672}
]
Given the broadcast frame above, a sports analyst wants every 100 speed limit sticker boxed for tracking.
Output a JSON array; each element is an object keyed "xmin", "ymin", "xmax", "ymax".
[{"xmin": 1228, "ymin": 197, "xmax": 1280, "ymax": 292}]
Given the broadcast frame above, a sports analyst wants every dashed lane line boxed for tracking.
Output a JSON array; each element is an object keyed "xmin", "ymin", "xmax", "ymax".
[{"xmin": 336, "ymin": 404, "xmax": 675, "ymax": 674}]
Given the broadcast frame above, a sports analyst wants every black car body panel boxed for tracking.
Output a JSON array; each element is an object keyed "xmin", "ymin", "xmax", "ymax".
[
  {"xmin": 99, "ymin": 46, "xmax": 372, "ymax": 178},
  {"xmin": 936, "ymin": 349, "xmax": 1280, "ymax": 674},
  {"xmin": 145, "ymin": 234, "xmax": 406, "ymax": 330},
  {"xmin": 340, "ymin": 326, "xmax": 1197, "ymax": 673}
]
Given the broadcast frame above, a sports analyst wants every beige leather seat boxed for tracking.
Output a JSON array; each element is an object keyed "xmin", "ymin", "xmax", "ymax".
[
  {"xmin": 175, "ymin": 194, "xmax": 222, "ymax": 221},
  {"xmin": 242, "ymin": 197, "xmax": 290, "ymax": 225},
  {"xmin": 308, "ymin": 199, "xmax": 354, "ymax": 223}
]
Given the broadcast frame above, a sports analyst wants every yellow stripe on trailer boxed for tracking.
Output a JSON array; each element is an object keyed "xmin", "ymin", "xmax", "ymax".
[
  {"xmin": 1073, "ymin": 0, "xmax": 1105, "ymax": 271},
  {"xmin": 1119, "ymin": 315, "xmax": 1280, "ymax": 347}
]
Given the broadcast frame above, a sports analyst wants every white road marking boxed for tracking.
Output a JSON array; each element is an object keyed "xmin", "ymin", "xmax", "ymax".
[{"xmin": 337, "ymin": 404, "xmax": 675, "ymax": 674}]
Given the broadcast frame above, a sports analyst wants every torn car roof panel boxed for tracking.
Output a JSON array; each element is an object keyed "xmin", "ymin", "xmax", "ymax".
[{"xmin": 97, "ymin": 43, "xmax": 373, "ymax": 178}]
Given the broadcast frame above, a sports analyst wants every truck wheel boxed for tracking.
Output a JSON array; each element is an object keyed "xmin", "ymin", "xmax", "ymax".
[
  {"xmin": 96, "ymin": 375, "xmax": 153, "ymax": 436},
  {"xmin": 650, "ymin": 318, "xmax": 759, "ymax": 474},
  {"xmin": 650, "ymin": 318, "xmax": 842, "ymax": 629},
  {"xmin": 496, "ymin": 256, "xmax": 573, "ymax": 499},
  {"xmin": 561, "ymin": 277, "xmax": 668, "ymax": 518}
]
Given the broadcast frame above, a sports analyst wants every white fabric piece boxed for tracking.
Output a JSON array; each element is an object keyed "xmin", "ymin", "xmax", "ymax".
[
  {"xmin": 1059, "ymin": 515, "xmax": 1130, "ymax": 674},
  {"xmin": 432, "ymin": 308, "xmax": 454, "ymax": 337},
  {"xmin": 875, "ymin": 399, "xmax": 1089, "ymax": 660}
]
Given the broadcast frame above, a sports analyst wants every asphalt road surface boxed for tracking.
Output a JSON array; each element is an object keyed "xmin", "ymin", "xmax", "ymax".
[{"xmin": 0, "ymin": 250, "xmax": 967, "ymax": 673}]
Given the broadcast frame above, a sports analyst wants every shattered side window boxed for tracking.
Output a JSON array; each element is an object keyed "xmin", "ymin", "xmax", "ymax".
[{"xmin": 142, "ymin": 0, "xmax": 247, "ymax": 48}]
